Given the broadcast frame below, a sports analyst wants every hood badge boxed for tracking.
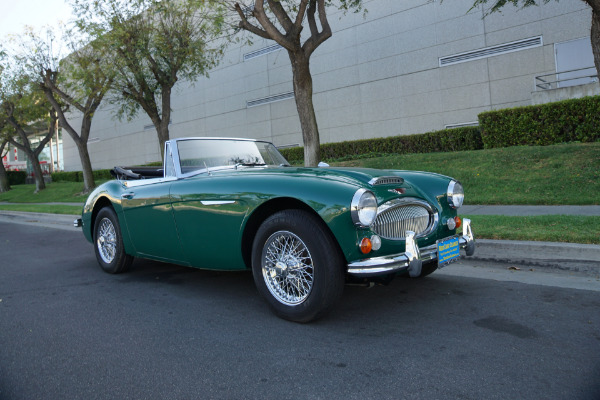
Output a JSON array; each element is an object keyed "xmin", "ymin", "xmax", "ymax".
[{"xmin": 389, "ymin": 188, "xmax": 406, "ymax": 195}]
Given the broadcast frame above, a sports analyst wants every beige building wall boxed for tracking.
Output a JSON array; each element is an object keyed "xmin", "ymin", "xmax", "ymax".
[{"xmin": 63, "ymin": 0, "xmax": 592, "ymax": 170}]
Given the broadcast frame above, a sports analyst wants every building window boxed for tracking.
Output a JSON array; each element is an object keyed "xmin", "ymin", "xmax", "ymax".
[
  {"xmin": 439, "ymin": 36, "xmax": 543, "ymax": 67},
  {"xmin": 247, "ymin": 92, "xmax": 294, "ymax": 108},
  {"xmin": 554, "ymin": 37, "xmax": 596, "ymax": 88},
  {"xmin": 244, "ymin": 44, "xmax": 283, "ymax": 61}
]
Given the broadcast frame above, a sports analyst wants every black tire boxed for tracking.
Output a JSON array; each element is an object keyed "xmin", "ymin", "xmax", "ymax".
[
  {"xmin": 93, "ymin": 207, "xmax": 134, "ymax": 274},
  {"xmin": 251, "ymin": 209, "xmax": 345, "ymax": 323}
]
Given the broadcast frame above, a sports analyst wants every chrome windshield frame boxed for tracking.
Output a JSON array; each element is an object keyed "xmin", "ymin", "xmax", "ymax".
[{"xmin": 168, "ymin": 137, "xmax": 286, "ymax": 179}]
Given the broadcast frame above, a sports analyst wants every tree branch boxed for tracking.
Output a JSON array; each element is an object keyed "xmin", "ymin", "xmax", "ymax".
[
  {"xmin": 303, "ymin": 0, "xmax": 332, "ymax": 57},
  {"xmin": 266, "ymin": 0, "xmax": 293, "ymax": 32}
]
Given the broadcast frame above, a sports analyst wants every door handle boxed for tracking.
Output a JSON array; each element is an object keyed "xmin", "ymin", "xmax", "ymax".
[{"xmin": 121, "ymin": 192, "xmax": 135, "ymax": 200}]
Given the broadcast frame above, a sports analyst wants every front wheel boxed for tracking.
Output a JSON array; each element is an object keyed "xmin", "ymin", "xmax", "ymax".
[
  {"xmin": 251, "ymin": 210, "xmax": 345, "ymax": 323},
  {"xmin": 93, "ymin": 207, "xmax": 133, "ymax": 274}
]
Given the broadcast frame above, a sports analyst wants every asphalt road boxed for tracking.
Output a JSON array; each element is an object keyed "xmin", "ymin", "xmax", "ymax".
[{"xmin": 1, "ymin": 223, "xmax": 599, "ymax": 400}]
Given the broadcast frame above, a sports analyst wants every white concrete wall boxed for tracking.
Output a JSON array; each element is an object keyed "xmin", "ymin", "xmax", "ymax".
[{"xmin": 63, "ymin": 0, "xmax": 592, "ymax": 170}]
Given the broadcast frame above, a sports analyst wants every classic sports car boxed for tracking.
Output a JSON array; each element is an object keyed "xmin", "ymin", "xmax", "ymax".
[{"xmin": 76, "ymin": 137, "xmax": 475, "ymax": 322}]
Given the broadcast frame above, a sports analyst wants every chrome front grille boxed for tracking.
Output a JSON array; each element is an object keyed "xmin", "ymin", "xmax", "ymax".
[{"xmin": 371, "ymin": 199, "xmax": 436, "ymax": 240}]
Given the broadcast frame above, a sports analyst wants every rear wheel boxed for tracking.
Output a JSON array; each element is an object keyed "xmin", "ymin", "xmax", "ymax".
[
  {"xmin": 251, "ymin": 210, "xmax": 345, "ymax": 323},
  {"xmin": 93, "ymin": 207, "xmax": 133, "ymax": 274}
]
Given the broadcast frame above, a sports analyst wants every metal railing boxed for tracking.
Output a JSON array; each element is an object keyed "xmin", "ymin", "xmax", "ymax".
[{"xmin": 535, "ymin": 66, "xmax": 598, "ymax": 91}]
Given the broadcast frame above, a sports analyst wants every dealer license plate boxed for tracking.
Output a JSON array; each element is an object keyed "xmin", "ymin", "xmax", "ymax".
[{"xmin": 437, "ymin": 236, "xmax": 460, "ymax": 267}]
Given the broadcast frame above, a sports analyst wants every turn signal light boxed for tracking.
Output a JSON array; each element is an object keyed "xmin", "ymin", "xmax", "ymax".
[
  {"xmin": 455, "ymin": 216, "xmax": 462, "ymax": 229},
  {"xmin": 359, "ymin": 237, "xmax": 372, "ymax": 254}
]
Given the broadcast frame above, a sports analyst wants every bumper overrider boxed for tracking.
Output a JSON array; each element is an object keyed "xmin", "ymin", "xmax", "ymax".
[{"xmin": 347, "ymin": 218, "xmax": 475, "ymax": 278}]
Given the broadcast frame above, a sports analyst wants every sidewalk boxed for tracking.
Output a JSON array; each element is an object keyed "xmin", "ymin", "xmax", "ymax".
[{"xmin": 460, "ymin": 205, "xmax": 600, "ymax": 216}]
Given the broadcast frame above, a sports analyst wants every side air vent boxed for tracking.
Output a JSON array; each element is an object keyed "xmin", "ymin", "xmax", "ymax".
[
  {"xmin": 244, "ymin": 44, "xmax": 283, "ymax": 61},
  {"xmin": 439, "ymin": 36, "xmax": 542, "ymax": 67},
  {"xmin": 247, "ymin": 92, "xmax": 294, "ymax": 108},
  {"xmin": 369, "ymin": 177, "xmax": 405, "ymax": 186}
]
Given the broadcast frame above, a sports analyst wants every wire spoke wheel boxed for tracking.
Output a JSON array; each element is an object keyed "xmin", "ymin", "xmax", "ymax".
[
  {"xmin": 252, "ymin": 210, "xmax": 345, "ymax": 322},
  {"xmin": 93, "ymin": 207, "xmax": 133, "ymax": 274},
  {"xmin": 262, "ymin": 231, "xmax": 314, "ymax": 305},
  {"xmin": 97, "ymin": 217, "xmax": 117, "ymax": 264}
]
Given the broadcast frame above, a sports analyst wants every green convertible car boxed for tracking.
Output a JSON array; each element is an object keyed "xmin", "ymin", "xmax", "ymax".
[{"xmin": 76, "ymin": 137, "xmax": 475, "ymax": 322}]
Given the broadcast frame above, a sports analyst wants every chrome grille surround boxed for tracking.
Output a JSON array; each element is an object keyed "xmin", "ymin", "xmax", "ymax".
[{"xmin": 371, "ymin": 198, "xmax": 438, "ymax": 240}]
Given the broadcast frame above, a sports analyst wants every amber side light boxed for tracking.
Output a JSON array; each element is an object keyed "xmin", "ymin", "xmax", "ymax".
[
  {"xmin": 359, "ymin": 237, "xmax": 372, "ymax": 254},
  {"xmin": 455, "ymin": 216, "xmax": 462, "ymax": 229}
]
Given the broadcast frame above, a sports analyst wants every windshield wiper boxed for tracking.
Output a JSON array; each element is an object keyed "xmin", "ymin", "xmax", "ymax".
[{"xmin": 235, "ymin": 163, "xmax": 267, "ymax": 169}]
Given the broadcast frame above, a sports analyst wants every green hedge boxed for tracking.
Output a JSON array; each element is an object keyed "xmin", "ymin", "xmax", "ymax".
[
  {"xmin": 279, "ymin": 126, "xmax": 483, "ymax": 164},
  {"xmin": 479, "ymin": 95, "xmax": 600, "ymax": 148},
  {"xmin": 51, "ymin": 169, "xmax": 113, "ymax": 182},
  {"xmin": 7, "ymin": 170, "xmax": 27, "ymax": 185}
]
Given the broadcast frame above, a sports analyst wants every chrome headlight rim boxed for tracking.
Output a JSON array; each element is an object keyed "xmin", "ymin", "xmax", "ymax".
[
  {"xmin": 351, "ymin": 188, "xmax": 378, "ymax": 227},
  {"xmin": 447, "ymin": 180, "xmax": 464, "ymax": 209}
]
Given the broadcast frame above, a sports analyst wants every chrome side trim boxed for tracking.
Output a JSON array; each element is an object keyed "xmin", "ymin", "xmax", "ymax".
[{"xmin": 200, "ymin": 200, "xmax": 236, "ymax": 206}]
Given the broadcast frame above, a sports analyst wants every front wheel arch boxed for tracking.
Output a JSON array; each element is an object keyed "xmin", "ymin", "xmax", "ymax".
[{"xmin": 241, "ymin": 197, "xmax": 342, "ymax": 270}]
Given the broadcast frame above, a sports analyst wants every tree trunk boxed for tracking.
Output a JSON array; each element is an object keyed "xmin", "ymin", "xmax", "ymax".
[
  {"xmin": 25, "ymin": 147, "xmax": 46, "ymax": 193},
  {"xmin": 77, "ymin": 140, "xmax": 96, "ymax": 193},
  {"xmin": 156, "ymin": 85, "xmax": 172, "ymax": 161},
  {"xmin": 591, "ymin": 8, "xmax": 600, "ymax": 78},
  {"xmin": 0, "ymin": 142, "xmax": 10, "ymax": 193},
  {"xmin": 156, "ymin": 121, "xmax": 170, "ymax": 162},
  {"xmin": 0, "ymin": 162, "xmax": 10, "ymax": 193},
  {"xmin": 289, "ymin": 51, "xmax": 321, "ymax": 167}
]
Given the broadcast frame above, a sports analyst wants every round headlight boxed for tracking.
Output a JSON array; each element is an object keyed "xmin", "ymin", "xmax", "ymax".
[
  {"xmin": 351, "ymin": 189, "xmax": 378, "ymax": 227},
  {"xmin": 447, "ymin": 180, "xmax": 464, "ymax": 209}
]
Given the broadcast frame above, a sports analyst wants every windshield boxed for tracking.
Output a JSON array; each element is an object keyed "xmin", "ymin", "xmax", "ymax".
[{"xmin": 176, "ymin": 139, "xmax": 289, "ymax": 175}]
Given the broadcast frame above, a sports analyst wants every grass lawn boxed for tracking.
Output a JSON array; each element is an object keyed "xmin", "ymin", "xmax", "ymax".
[
  {"xmin": 333, "ymin": 142, "xmax": 600, "ymax": 205},
  {"xmin": 0, "ymin": 181, "xmax": 98, "ymax": 203}
]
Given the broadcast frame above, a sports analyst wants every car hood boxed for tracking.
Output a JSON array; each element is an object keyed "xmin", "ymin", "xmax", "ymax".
[{"xmin": 245, "ymin": 166, "xmax": 451, "ymax": 187}]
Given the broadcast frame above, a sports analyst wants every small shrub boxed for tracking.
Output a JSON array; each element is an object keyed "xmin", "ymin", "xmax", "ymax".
[
  {"xmin": 7, "ymin": 170, "xmax": 27, "ymax": 185},
  {"xmin": 51, "ymin": 171, "xmax": 81, "ymax": 182},
  {"xmin": 479, "ymin": 95, "xmax": 600, "ymax": 148},
  {"xmin": 279, "ymin": 126, "xmax": 483, "ymax": 164},
  {"xmin": 51, "ymin": 169, "xmax": 113, "ymax": 182}
]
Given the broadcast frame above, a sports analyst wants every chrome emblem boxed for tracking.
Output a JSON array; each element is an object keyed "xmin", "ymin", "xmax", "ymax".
[{"xmin": 388, "ymin": 188, "xmax": 405, "ymax": 195}]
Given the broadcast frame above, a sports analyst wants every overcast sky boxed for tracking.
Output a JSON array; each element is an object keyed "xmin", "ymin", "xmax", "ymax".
[{"xmin": 0, "ymin": 0, "xmax": 73, "ymax": 39}]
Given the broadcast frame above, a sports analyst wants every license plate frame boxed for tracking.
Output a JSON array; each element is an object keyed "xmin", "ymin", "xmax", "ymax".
[{"xmin": 437, "ymin": 236, "xmax": 460, "ymax": 267}]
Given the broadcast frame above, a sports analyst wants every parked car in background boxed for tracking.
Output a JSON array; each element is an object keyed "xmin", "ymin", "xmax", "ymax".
[{"xmin": 76, "ymin": 137, "xmax": 475, "ymax": 322}]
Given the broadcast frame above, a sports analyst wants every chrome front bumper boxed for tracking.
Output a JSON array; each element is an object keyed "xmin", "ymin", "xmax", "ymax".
[{"xmin": 347, "ymin": 218, "xmax": 475, "ymax": 278}]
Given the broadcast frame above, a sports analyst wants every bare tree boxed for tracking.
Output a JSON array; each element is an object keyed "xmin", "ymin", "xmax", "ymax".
[
  {"xmin": 0, "ymin": 57, "xmax": 56, "ymax": 192},
  {"xmin": 470, "ymin": 0, "xmax": 600, "ymax": 78},
  {"xmin": 16, "ymin": 27, "xmax": 113, "ymax": 193},
  {"xmin": 71, "ymin": 0, "xmax": 228, "ymax": 159},
  {"xmin": 224, "ymin": 0, "xmax": 365, "ymax": 166},
  {"xmin": 1, "ymin": 103, "xmax": 56, "ymax": 193}
]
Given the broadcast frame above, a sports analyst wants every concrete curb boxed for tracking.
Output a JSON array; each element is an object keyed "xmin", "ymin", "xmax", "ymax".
[
  {"xmin": 0, "ymin": 211, "xmax": 80, "ymax": 231},
  {"xmin": 470, "ymin": 239, "xmax": 600, "ymax": 275}
]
